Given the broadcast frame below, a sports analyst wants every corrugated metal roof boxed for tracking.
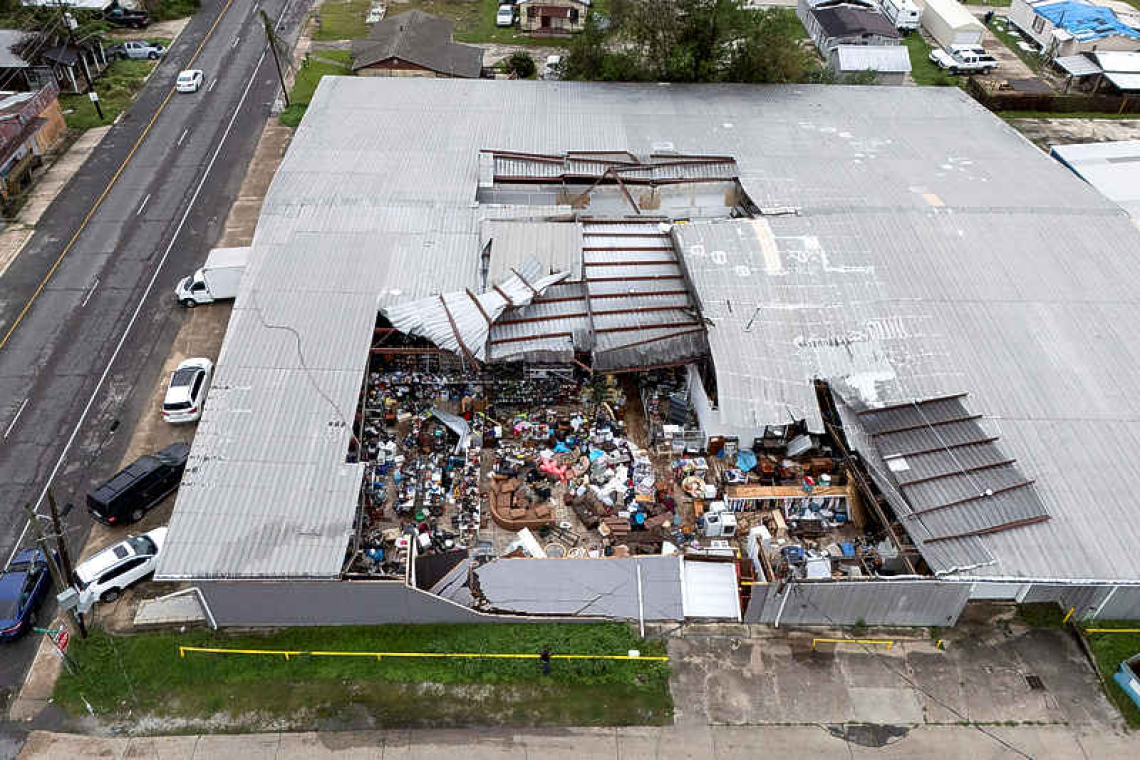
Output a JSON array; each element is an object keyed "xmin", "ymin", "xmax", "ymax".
[
  {"xmin": 1054, "ymin": 54, "xmax": 1102, "ymax": 77},
  {"xmin": 834, "ymin": 45, "xmax": 912, "ymax": 73},
  {"xmin": 1092, "ymin": 51, "xmax": 1140, "ymax": 73},
  {"xmin": 836, "ymin": 394, "xmax": 1050, "ymax": 575},
  {"xmin": 161, "ymin": 78, "xmax": 1140, "ymax": 584},
  {"xmin": 480, "ymin": 220, "xmax": 583, "ymax": 283},
  {"xmin": 1052, "ymin": 140, "xmax": 1140, "ymax": 219},
  {"xmin": 1104, "ymin": 71, "xmax": 1140, "ymax": 91},
  {"xmin": 384, "ymin": 257, "xmax": 569, "ymax": 363}
]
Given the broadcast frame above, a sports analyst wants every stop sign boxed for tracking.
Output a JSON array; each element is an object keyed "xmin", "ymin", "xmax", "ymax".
[{"xmin": 55, "ymin": 630, "xmax": 69, "ymax": 652}]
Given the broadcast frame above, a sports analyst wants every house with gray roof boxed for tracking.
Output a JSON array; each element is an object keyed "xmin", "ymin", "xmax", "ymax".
[{"xmin": 350, "ymin": 10, "xmax": 483, "ymax": 79}]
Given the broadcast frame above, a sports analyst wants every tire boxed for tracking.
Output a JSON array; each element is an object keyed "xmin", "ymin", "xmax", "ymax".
[
  {"xmin": 101, "ymin": 588, "xmax": 121, "ymax": 603},
  {"xmin": 130, "ymin": 507, "xmax": 144, "ymax": 522},
  {"xmin": 148, "ymin": 52, "xmax": 158, "ymax": 60},
  {"xmin": 181, "ymin": 298, "xmax": 197, "ymax": 308}
]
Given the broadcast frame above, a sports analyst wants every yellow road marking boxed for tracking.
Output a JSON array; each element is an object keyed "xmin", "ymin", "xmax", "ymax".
[{"xmin": 0, "ymin": 0, "xmax": 238, "ymax": 354}]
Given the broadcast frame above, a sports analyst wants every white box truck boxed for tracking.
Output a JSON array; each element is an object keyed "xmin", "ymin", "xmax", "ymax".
[
  {"xmin": 175, "ymin": 247, "xmax": 248, "ymax": 307},
  {"xmin": 880, "ymin": 0, "xmax": 920, "ymax": 32}
]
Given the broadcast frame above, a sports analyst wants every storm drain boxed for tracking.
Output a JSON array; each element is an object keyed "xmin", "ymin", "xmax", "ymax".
[{"xmin": 1025, "ymin": 674, "xmax": 1046, "ymax": 691}]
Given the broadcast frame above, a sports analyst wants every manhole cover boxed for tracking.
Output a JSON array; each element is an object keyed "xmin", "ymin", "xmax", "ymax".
[{"xmin": 1025, "ymin": 674, "xmax": 1046, "ymax": 691}]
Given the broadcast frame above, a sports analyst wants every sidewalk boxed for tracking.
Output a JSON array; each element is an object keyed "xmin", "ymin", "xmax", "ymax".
[
  {"xmin": 17, "ymin": 723, "xmax": 1140, "ymax": 759},
  {"xmin": 0, "ymin": 127, "xmax": 112, "ymax": 280}
]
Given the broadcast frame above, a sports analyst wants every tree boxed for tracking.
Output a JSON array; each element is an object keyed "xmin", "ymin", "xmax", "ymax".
[
  {"xmin": 504, "ymin": 51, "xmax": 536, "ymax": 79},
  {"xmin": 562, "ymin": 0, "xmax": 825, "ymax": 84}
]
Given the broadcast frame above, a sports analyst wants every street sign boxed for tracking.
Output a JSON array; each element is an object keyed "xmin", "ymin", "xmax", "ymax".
[
  {"xmin": 55, "ymin": 630, "xmax": 69, "ymax": 652},
  {"xmin": 88, "ymin": 92, "xmax": 99, "ymax": 102}
]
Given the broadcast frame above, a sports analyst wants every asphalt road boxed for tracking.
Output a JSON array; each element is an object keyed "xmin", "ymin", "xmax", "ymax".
[{"xmin": 0, "ymin": 0, "xmax": 309, "ymax": 702}]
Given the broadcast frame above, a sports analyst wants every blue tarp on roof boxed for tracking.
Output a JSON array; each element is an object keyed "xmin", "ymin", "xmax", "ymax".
[{"xmin": 1034, "ymin": 1, "xmax": 1140, "ymax": 42}]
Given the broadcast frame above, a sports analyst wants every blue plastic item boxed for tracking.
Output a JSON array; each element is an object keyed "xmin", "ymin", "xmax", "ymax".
[
  {"xmin": 634, "ymin": 512, "xmax": 646, "ymax": 525},
  {"xmin": 782, "ymin": 545, "xmax": 805, "ymax": 564},
  {"xmin": 554, "ymin": 441, "xmax": 571, "ymax": 453},
  {"xmin": 840, "ymin": 541, "xmax": 855, "ymax": 557},
  {"xmin": 735, "ymin": 450, "xmax": 758, "ymax": 472},
  {"xmin": 589, "ymin": 449, "xmax": 606, "ymax": 462}
]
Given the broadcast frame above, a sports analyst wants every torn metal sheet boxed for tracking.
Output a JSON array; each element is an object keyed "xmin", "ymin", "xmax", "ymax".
[
  {"xmin": 474, "ymin": 555, "xmax": 684, "ymax": 620},
  {"xmin": 383, "ymin": 256, "xmax": 569, "ymax": 363},
  {"xmin": 429, "ymin": 408, "xmax": 470, "ymax": 454}
]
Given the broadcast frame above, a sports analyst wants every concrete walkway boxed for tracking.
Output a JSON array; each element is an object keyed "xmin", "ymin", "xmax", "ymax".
[
  {"xmin": 0, "ymin": 127, "xmax": 112, "ymax": 280},
  {"xmin": 17, "ymin": 723, "xmax": 1140, "ymax": 759}
]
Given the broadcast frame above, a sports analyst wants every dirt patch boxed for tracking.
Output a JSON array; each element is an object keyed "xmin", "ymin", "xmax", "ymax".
[{"xmin": 1008, "ymin": 118, "xmax": 1140, "ymax": 150}]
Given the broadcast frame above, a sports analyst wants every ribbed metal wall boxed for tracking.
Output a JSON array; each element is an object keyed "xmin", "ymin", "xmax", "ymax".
[{"xmin": 744, "ymin": 580, "xmax": 970, "ymax": 627}]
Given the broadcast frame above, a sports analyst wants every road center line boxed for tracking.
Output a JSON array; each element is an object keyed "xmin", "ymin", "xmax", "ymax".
[
  {"xmin": 81, "ymin": 278, "xmax": 100, "ymax": 308},
  {"xmin": 178, "ymin": 128, "xmax": 189, "ymax": 146},
  {"xmin": 4, "ymin": 0, "xmax": 300, "ymax": 568},
  {"xmin": 0, "ymin": 0, "xmax": 238, "ymax": 355},
  {"xmin": 136, "ymin": 193, "xmax": 151, "ymax": 216},
  {"xmin": 3, "ymin": 399, "xmax": 28, "ymax": 440}
]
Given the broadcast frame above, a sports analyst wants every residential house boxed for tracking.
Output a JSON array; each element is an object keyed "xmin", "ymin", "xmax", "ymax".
[
  {"xmin": 42, "ymin": 40, "xmax": 108, "ymax": 93},
  {"xmin": 351, "ymin": 10, "xmax": 483, "ymax": 78},
  {"xmin": 0, "ymin": 82, "xmax": 65, "ymax": 202},
  {"xmin": 517, "ymin": 0, "xmax": 589, "ymax": 34},
  {"xmin": 798, "ymin": 0, "xmax": 900, "ymax": 56},
  {"xmin": 1009, "ymin": 0, "xmax": 1140, "ymax": 57},
  {"xmin": 828, "ymin": 44, "xmax": 912, "ymax": 83}
]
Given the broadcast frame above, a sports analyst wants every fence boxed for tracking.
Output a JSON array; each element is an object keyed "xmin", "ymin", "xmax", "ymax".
[
  {"xmin": 178, "ymin": 646, "xmax": 669, "ymax": 662},
  {"xmin": 966, "ymin": 79, "xmax": 1140, "ymax": 114}
]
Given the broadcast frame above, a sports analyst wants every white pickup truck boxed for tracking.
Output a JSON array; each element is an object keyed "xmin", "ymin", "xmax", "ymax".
[
  {"xmin": 111, "ymin": 40, "xmax": 166, "ymax": 60},
  {"xmin": 929, "ymin": 45, "xmax": 998, "ymax": 75}
]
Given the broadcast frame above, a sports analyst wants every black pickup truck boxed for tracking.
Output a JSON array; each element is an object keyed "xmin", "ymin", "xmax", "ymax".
[{"xmin": 103, "ymin": 6, "xmax": 150, "ymax": 29}]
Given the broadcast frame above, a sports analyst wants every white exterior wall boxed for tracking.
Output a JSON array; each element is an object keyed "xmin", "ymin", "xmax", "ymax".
[{"xmin": 921, "ymin": 0, "xmax": 985, "ymax": 47}]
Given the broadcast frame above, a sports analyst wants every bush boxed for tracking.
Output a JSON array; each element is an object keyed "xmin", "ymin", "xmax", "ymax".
[{"xmin": 505, "ymin": 51, "xmax": 536, "ymax": 79}]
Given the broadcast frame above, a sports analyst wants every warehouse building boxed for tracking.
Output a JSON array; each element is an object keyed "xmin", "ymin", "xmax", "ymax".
[{"xmin": 156, "ymin": 78, "xmax": 1140, "ymax": 628}]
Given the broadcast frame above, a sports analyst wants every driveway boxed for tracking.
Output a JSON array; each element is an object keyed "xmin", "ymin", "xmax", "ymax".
[{"xmin": 668, "ymin": 604, "xmax": 1120, "ymax": 735}]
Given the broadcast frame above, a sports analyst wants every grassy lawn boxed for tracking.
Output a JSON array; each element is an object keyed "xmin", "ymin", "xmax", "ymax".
[
  {"xmin": 279, "ymin": 53, "xmax": 354, "ymax": 127},
  {"xmin": 314, "ymin": 0, "xmax": 372, "ymax": 41},
  {"xmin": 451, "ymin": 0, "xmax": 572, "ymax": 45},
  {"xmin": 54, "ymin": 623, "xmax": 671, "ymax": 729},
  {"xmin": 58, "ymin": 58, "xmax": 159, "ymax": 131},
  {"xmin": 903, "ymin": 34, "xmax": 960, "ymax": 86},
  {"xmin": 986, "ymin": 18, "xmax": 1043, "ymax": 72},
  {"xmin": 1081, "ymin": 623, "xmax": 1140, "ymax": 729}
]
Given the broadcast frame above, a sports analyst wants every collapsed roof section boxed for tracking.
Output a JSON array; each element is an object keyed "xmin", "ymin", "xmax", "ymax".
[
  {"xmin": 403, "ymin": 216, "xmax": 710, "ymax": 372},
  {"xmin": 383, "ymin": 256, "xmax": 569, "ymax": 366},
  {"xmin": 836, "ymin": 393, "xmax": 1051, "ymax": 575}
]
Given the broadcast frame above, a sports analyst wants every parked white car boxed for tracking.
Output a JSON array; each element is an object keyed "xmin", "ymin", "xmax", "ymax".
[
  {"xmin": 74, "ymin": 528, "xmax": 167, "ymax": 605},
  {"xmin": 496, "ymin": 4, "xmax": 514, "ymax": 26},
  {"xmin": 176, "ymin": 69, "xmax": 204, "ymax": 93},
  {"xmin": 162, "ymin": 358, "xmax": 213, "ymax": 423}
]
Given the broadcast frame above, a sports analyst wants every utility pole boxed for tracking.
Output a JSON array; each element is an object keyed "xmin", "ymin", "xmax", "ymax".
[
  {"xmin": 47, "ymin": 491, "xmax": 87, "ymax": 639},
  {"xmin": 55, "ymin": 0, "xmax": 103, "ymax": 120},
  {"xmin": 259, "ymin": 9, "xmax": 290, "ymax": 107}
]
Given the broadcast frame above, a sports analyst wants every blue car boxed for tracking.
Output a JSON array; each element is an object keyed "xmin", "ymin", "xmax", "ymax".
[{"xmin": 0, "ymin": 549, "xmax": 52, "ymax": 641}]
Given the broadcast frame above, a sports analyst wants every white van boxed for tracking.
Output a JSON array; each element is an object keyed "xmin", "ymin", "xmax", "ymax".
[{"xmin": 879, "ymin": 0, "xmax": 920, "ymax": 31}]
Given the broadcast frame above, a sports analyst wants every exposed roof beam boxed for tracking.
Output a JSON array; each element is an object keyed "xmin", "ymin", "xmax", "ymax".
[
  {"xmin": 856, "ymin": 393, "xmax": 968, "ymax": 416},
  {"xmin": 898, "ymin": 459, "xmax": 1018, "ymax": 488}
]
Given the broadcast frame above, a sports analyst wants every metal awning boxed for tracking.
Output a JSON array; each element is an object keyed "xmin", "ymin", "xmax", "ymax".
[{"xmin": 1055, "ymin": 55, "xmax": 1102, "ymax": 77}]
